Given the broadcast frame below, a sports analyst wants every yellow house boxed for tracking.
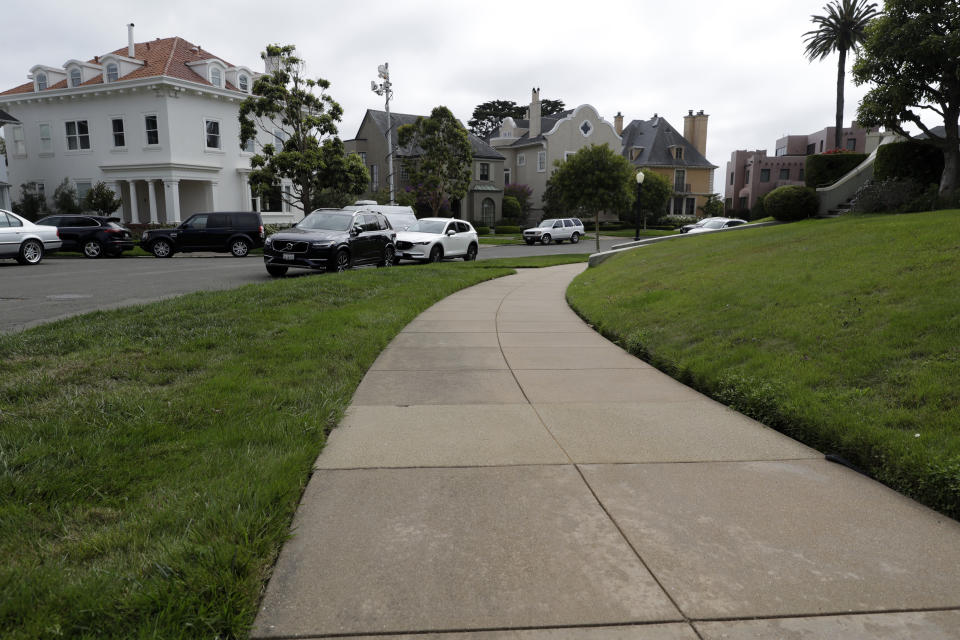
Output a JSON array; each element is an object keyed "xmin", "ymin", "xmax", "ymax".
[{"xmin": 616, "ymin": 110, "xmax": 717, "ymax": 217}]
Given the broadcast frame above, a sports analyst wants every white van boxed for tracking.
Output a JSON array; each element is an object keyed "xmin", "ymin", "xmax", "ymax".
[{"xmin": 344, "ymin": 201, "xmax": 418, "ymax": 231}]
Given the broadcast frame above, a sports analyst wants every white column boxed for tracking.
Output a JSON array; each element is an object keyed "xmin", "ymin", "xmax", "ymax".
[
  {"xmin": 146, "ymin": 180, "xmax": 159, "ymax": 224},
  {"xmin": 209, "ymin": 181, "xmax": 219, "ymax": 211},
  {"xmin": 240, "ymin": 177, "xmax": 251, "ymax": 211},
  {"xmin": 127, "ymin": 180, "xmax": 140, "ymax": 224},
  {"xmin": 163, "ymin": 179, "xmax": 181, "ymax": 223}
]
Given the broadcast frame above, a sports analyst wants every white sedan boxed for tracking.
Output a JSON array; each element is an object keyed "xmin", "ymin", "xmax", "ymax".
[
  {"xmin": 0, "ymin": 209, "xmax": 62, "ymax": 264},
  {"xmin": 395, "ymin": 218, "xmax": 479, "ymax": 263},
  {"xmin": 686, "ymin": 218, "xmax": 748, "ymax": 235}
]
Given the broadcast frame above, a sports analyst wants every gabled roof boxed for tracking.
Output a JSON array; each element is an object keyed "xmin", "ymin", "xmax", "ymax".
[
  {"xmin": 504, "ymin": 110, "xmax": 573, "ymax": 148},
  {"xmin": 0, "ymin": 108, "xmax": 19, "ymax": 124},
  {"xmin": 364, "ymin": 109, "xmax": 504, "ymax": 160},
  {"xmin": 1, "ymin": 37, "xmax": 242, "ymax": 96},
  {"xmin": 621, "ymin": 116, "xmax": 717, "ymax": 169}
]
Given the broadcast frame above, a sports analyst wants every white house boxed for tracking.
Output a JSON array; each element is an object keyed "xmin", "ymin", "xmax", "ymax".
[{"xmin": 0, "ymin": 26, "xmax": 289, "ymax": 224}]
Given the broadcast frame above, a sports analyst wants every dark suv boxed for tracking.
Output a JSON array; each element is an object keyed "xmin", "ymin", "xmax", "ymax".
[
  {"xmin": 35, "ymin": 214, "xmax": 134, "ymax": 258},
  {"xmin": 140, "ymin": 212, "xmax": 264, "ymax": 258}
]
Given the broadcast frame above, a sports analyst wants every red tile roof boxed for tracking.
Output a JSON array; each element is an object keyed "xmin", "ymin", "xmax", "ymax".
[{"xmin": 0, "ymin": 37, "xmax": 244, "ymax": 96}]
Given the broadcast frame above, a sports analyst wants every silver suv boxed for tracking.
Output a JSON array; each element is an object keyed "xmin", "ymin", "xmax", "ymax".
[{"xmin": 523, "ymin": 218, "xmax": 585, "ymax": 245}]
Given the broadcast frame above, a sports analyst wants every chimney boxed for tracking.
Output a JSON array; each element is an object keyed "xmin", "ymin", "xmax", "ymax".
[
  {"xmin": 529, "ymin": 87, "xmax": 541, "ymax": 138},
  {"xmin": 127, "ymin": 23, "xmax": 135, "ymax": 57},
  {"xmin": 614, "ymin": 111, "xmax": 623, "ymax": 135},
  {"xmin": 683, "ymin": 109, "xmax": 710, "ymax": 157}
]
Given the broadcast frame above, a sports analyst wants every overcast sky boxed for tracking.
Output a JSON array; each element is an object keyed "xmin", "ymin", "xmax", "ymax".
[{"xmin": 1, "ymin": 0, "xmax": 929, "ymax": 181}]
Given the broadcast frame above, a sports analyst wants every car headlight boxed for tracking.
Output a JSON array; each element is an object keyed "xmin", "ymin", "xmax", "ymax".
[
  {"xmin": 264, "ymin": 237, "xmax": 272, "ymax": 246},
  {"xmin": 142, "ymin": 231, "xmax": 151, "ymax": 240},
  {"xmin": 413, "ymin": 240, "xmax": 431, "ymax": 245},
  {"xmin": 311, "ymin": 241, "xmax": 333, "ymax": 247}
]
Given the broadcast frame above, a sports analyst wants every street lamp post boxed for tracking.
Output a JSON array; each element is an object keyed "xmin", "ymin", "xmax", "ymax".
[
  {"xmin": 634, "ymin": 169, "xmax": 646, "ymax": 242},
  {"xmin": 371, "ymin": 63, "xmax": 395, "ymax": 205}
]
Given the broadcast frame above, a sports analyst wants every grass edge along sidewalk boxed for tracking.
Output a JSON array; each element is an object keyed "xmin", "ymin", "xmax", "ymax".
[
  {"xmin": 567, "ymin": 210, "xmax": 960, "ymax": 522},
  {"xmin": 0, "ymin": 261, "xmax": 538, "ymax": 639}
]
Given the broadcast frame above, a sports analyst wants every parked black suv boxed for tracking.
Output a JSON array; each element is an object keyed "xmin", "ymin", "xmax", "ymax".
[
  {"xmin": 35, "ymin": 214, "xmax": 135, "ymax": 258},
  {"xmin": 263, "ymin": 208, "xmax": 395, "ymax": 276},
  {"xmin": 140, "ymin": 212, "xmax": 264, "ymax": 258}
]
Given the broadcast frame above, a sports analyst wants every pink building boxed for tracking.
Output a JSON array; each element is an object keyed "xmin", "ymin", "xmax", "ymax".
[{"xmin": 725, "ymin": 121, "xmax": 875, "ymax": 213}]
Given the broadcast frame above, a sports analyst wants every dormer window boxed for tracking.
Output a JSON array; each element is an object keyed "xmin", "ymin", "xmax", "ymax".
[
  {"xmin": 36, "ymin": 73, "xmax": 47, "ymax": 90},
  {"xmin": 69, "ymin": 68, "xmax": 81, "ymax": 87},
  {"xmin": 674, "ymin": 147, "xmax": 684, "ymax": 160},
  {"xmin": 210, "ymin": 68, "xmax": 222, "ymax": 87},
  {"xmin": 106, "ymin": 63, "xmax": 119, "ymax": 83},
  {"xmin": 239, "ymin": 74, "xmax": 249, "ymax": 92}
]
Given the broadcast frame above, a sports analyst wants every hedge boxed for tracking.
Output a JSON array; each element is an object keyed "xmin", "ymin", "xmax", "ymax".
[
  {"xmin": 805, "ymin": 152, "xmax": 867, "ymax": 188},
  {"xmin": 764, "ymin": 185, "xmax": 819, "ymax": 221},
  {"xmin": 874, "ymin": 141, "xmax": 944, "ymax": 184}
]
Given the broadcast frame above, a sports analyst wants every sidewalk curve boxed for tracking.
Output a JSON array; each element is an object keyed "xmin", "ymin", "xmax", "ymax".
[{"xmin": 252, "ymin": 264, "xmax": 960, "ymax": 639}]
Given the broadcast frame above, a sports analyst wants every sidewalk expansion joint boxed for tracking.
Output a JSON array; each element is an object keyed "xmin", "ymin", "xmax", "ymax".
[{"xmin": 690, "ymin": 604, "xmax": 960, "ymax": 623}]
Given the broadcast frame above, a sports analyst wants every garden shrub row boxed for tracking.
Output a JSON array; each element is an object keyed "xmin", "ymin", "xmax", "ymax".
[
  {"xmin": 874, "ymin": 140, "xmax": 944, "ymax": 184},
  {"xmin": 805, "ymin": 152, "xmax": 867, "ymax": 188}
]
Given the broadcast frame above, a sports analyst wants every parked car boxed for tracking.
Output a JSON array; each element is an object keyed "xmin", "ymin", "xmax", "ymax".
[
  {"xmin": 35, "ymin": 214, "xmax": 134, "ymax": 258},
  {"xmin": 140, "ymin": 211, "xmax": 264, "ymax": 258},
  {"xmin": 680, "ymin": 216, "xmax": 724, "ymax": 234},
  {"xmin": 0, "ymin": 209, "xmax": 62, "ymax": 265},
  {"xmin": 344, "ymin": 201, "xmax": 418, "ymax": 231},
  {"xmin": 686, "ymin": 218, "xmax": 748, "ymax": 235},
  {"xmin": 395, "ymin": 218, "xmax": 479, "ymax": 263},
  {"xmin": 263, "ymin": 208, "xmax": 396, "ymax": 277},
  {"xmin": 522, "ymin": 218, "xmax": 584, "ymax": 245}
]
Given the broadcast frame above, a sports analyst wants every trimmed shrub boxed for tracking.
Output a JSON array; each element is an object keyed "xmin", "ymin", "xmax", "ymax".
[
  {"xmin": 474, "ymin": 226, "xmax": 490, "ymax": 235},
  {"xmin": 494, "ymin": 225, "xmax": 522, "ymax": 234},
  {"xmin": 805, "ymin": 152, "xmax": 868, "ymax": 188},
  {"xmin": 749, "ymin": 194, "xmax": 766, "ymax": 221},
  {"xmin": 874, "ymin": 141, "xmax": 944, "ymax": 184},
  {"xmin": 501, "ymin": 196, "xmax": 522, "ymax": 222},
  {"xmin": 763, "ymin": 185, "xmax": 819, "ymax": 221}
]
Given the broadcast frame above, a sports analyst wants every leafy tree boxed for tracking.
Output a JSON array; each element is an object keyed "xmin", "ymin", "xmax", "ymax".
[
  {"xmin": 804, "ymin": 0, "xmax": 879, "ymax": 150},
  {"xmin": 544, "ymin": 144, "xmax": 636, "ymax": 252},
  {"xmin": 632, "ymin": 169, "xmax": 672, "ymax": 227},
  {"xmin": 504, "ymin": 183, "xmax": 533, "ymax": 216},
  {"xmin": 468, "ymin": 100, "xmax": 524, "ymax": 139},
  {"xmin": 12, "ymin": 182, "xmax": 45, "ymax": 220},
  {"xmin": 540, "ymin": 99, "xmax": 566, "ymax": 117},
  {"xmin": 854, "ymin": 0, "xmax": 960, "ymax": 196},
  {"xmin": 0, "ymin": 135, "xmax": 6, "ymax": 160},
  {"xmin": 502, "ymin": 195, "xmax": 522, "ymax": 222},
  {"xmin": 239, "ymin": 44, "xmax": 367, "ymax": 214},
  {"xmin": 700, "ymin": 193, "xmax": 726, "ymax": 218},
  {"xmin": 84, "ymin": 182, "xmax": 122, "ymax": 215},
  {"xmin": 53, "ymin": 178, "xmax": 81, "ymax": 214},
  {"xmin": 397, "ymin": 106, "xmax": 473, "ymax": 217}
]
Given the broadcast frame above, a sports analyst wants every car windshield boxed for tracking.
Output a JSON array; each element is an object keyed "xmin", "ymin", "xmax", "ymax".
[
  {"xmin": 701, "ymin": 219, "xmax": 726, "ymax": 229},
  {"xmin": 406, "ymin": 220, "xmax": 447, "ymax": 234},
  {"xmin": 298, "ymin": 212, "xmax": 354, "ymax": 231},
  {"xmin": 538, "ymin": 219, "xmax": 557, "ymax": 228}
]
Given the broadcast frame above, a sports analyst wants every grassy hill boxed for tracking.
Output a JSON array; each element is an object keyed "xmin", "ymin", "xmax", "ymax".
[{"xmin": 567, "ymin": 211, "xmax": 960, "ymax": 520}]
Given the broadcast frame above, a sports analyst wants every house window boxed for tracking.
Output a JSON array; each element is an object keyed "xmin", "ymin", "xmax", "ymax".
[
  {"xmin": 672, "ymin": 196, "xmax": 684, "ymax": 214},
  {"xmin": 210, "ymin": 67, "xmax": 222, "ymax": 87},
  {"xmin": 38, "ymin": 123, "xmax": 52, "ymax": 153},
  {"xmin": 370, "ymin": 164, "xmax": 379, "ymax": 190},
  {"xmin": 738, "ymin": 196, "xmax": 747, "ymax": 209},
  {"xmin": 65, "ymin": 120, "xmax": 90, "ymax": 150},
  {"xmin": 760, "ymin": 169, "xmax": 770, "ymax": 182},
  {"xmin": 537, "ymin": 150, "xmax": 546, "ymax": 172},
  {"xmin": 775, "ymin": 146, "xmax": 786, "ymax": 157},
  {"xmin": 685, "ymin": 198, "xmax": 696, "ymax": 215},
  {"xmin": 36, "ymin": 73, "xmax": 47, "ymax": 90},
  {"xmin": 799, "ymin": 168, "xmax": 805, "ymax": 180},
  {"xmin": 674, "ymin": 147, "xmax": 684, "ymax": 160},
  {"xmin": 517, "ymin": 153, "xmax": 526, "ymax": 167},
  {"xmin": 399, "ymin": 163, "xmax": 409, "ymax": 182},
  {"xmin": 358, "ymin": 151, "xmax": 367, "ymax": 165},
  {"xmin": 819, "ymin": 140, "xmax": 824, "ymax": 152},
  {"xmin": 779, "ymin": 168, "xmax": 790, "ymax": 180},
  {"xmin": 564, "ymin": 151, "xmax": 575, "ymax": 161},
  {"xmin": 75, "ymin": 181, "xmax": 92, "ymax": 202},
  {"xmin": 205, "ymin": 119, "xmax": 221, "ymax": 149},
  {"xmin": 239, "ymin": 74, "xmax": 249, "ymax": 92},
  {"xmin": 579, "ymin": 120, "xmax": 593, "ymax": 136},
  {"xmin": 242, "ymin": 136, "xmax": 255, "ymax": 153},
  {"xmin": 745, "ymin": 169, "xmax": 750, "ymax": 184},
  {"xmin": 11, "ymin": 126, "xmax": 26, "ymax": 155},
  {"xmin": 674, "ymin": 169, "xmax": 686, "ymax": 192},
  {"xmin": 481, "ymin": 198, "xmax": 495, "ymax": 226},
  {"xmin": 283, "ymin": 186, "xmax": 292, "ymax": 212},
  {"xmin": 69, "ymin": 68, "xmax": 81, "ymax": 87},
  {"xmin": 479, "ymin": 162, "xmax": 490, "ymax": 181},
  {"xmin": 730, "ymin": 172, "xmax": 734, "ymax": 186},
  {"xmin": 112, "ymin": 118, "xmax": 125, "ymax": 147},
  {"xmin": 504, "ymin": 168, "xmax": 511, "ymax": 184},
  {"xmin": 806, "ymin": 143, "xmax": 816, "ymax": 155},
  {"xmin": 846, "ymin": 138, "xmax": 857, "ymax": 151},
  {"xmin": 272, "ymin": 128, "xmax": 286, "ymax": 148},
  {"xmin": 106, "ymin": 63, "xmax": 119, "ymax": 83},
  {"xmin": 145, "ymin": 115, "xmax": 159, "ymax": 146}
]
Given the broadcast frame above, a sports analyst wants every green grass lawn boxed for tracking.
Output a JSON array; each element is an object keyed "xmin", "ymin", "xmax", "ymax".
[
  {"xmin": 0, "ymin": 263, "xmax": 519, "ymax": 639},
  {"xmin": 567, "ymin": 210, "xmax": 960, "ymax": 520}
]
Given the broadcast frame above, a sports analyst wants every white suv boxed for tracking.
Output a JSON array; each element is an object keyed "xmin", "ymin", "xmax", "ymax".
[
  {"xmin": 523, "ymin": 218, "xmax": 584, "ymax": 245},
  {"xmin": 395, "ymin": 218, "xmax": 479, "ymax": 262}
]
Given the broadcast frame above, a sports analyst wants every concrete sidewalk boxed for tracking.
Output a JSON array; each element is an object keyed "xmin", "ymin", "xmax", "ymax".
[{"xmin": 252, "ymin": 264, "xmax": 960, "ymax": 639}]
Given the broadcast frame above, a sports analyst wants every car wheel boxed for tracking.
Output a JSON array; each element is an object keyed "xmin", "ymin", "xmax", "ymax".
[
  {"xmin": 378, "ymin": 245, "xmax": 395, "ymax": 267},
  {"xmin": 16, "ymin": 239, "xmax": 44, "ymax": 265},
  {"xmin": 151, "ymin": 239, "xmax": 173, "ymax": 258},
  {"xmin": 266, "ymin": 264, "xmax": 288, "ymax": 277},
  {"xmin": 331, "ymin": 249, "xmax": 351, "ymax": 273},
  {"xmin": 464, "ymin": 243, "xmax": 478, "ymax": 261},
  {"xmin": 230, "ymin": 238, "xmax": 250, "ymax": 257},
  {"xmin": 541, "ymin": 234, "xmax": 552, "ymax": 245},
  {"xmin": 82, "ymin": 240, "xmax": 103, "ymax": 258},
  {"xmin": 570, "ymin": 232, "xmax": 580, "ymax": 244},
  {"xmin": 429, "ymin": 245, "xmax": 443, "ymax": 263}
]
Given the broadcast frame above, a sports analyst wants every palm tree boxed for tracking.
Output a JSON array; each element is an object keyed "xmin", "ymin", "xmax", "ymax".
[{"xmin": 804, "ymin": 0, "xmax": 879, "ymax": 150}]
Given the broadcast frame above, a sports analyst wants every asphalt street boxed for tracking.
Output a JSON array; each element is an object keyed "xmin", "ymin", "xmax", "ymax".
[{"xmin": 0, "ymin": 236, "xmax": 624, "ymax": 334}]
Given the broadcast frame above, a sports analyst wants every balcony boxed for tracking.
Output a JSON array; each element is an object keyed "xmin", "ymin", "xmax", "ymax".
[{"xmin": 674, "ymin": 183, "xmax": 692, "ymax": 193}]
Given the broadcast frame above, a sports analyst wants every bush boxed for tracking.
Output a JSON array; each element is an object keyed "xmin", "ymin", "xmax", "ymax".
[
  {"xmin": 474, "ymin": 226, "xmax": 490, "ymax": 235},
  {"xmin": 494, "ymin": 225, "xmax": 522, "ymax": 234},
  {"xmin": 763, "ymin": 185, "xmax": 819, "ymax": 221},
  {"xmin": 851, "ymin": 178, "xmax": 938, "ymax": 213},
  {"xmin": 874, "ymin": 141, "xmax": 944, "ymax": 184},
  {"xmin": 662, "ymin": 214, "xmax": 697, "ymax": 228},
  {"xmin": 85, "ymin": 182, "xmax": 122, "ymax": 215},
  {"xmin": 502, "ymin": 196, "xmax": 521, "ymax": 222},
  {"xmin": 53, "ymin": 178, "xmax": 82, "ymax": 214},
  {"xmin": 11, "ymin": 182, "xmax": 47, "ymax": 221},
  {"xmin": 749, "ymin": 194, "xmax": 766, "ymax": 221},
  {"xmin": 805, "ymin": 152, "xmax": 868, "ymax": 188}
]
